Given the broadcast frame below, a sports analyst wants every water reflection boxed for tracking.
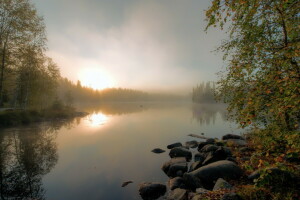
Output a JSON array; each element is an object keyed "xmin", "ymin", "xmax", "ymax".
[
  {"xmin": 191, "ymin": 103, "xmax": 228, "ymax": 126},
  {"xmin": 88, "ymin": 113, "xmax": 110, "ymax": 127},
  {"xmin": 0, "ymin": 120, "xmax": 75, "ymax": 200}
]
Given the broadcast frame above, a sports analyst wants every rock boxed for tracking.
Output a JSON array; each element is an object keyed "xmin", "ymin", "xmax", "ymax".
[
  {"xmin": 225, "ymin": 139, "xmax": 247, "ymax": 147},
  {"xmin": 184, "ymin": 160, "xmax": 243, "ymax": 189},
  {"xmin": 189, "ymin": 161, "xmax": 203, "ymax": 172},
  {"xmin": 151, "ymin": 148, "xmax": 165, "ymax": 154},
  {"xmin": 191, "ymin": 194, "xmax": 203, "ymax": 200},
  {"xmin": 194, "ymin": 153, "xmax": 205, "ymax": 162},
  {"xmin": 221, "ymin": 193, "xmax": 242, "ymax": 200},
  {"xmin": 222, "ymin": 134, "xmax": 244, "ymax": 140},
  {"xmin": 168, "ymin": 162, "xmax": 188, "ymax": 177},
  {"xmin": 216, "ymin": 141, "xmax": 225, "ymax": 146},
  {"xmin": 121, "ymin": 180, "xmax": 133, "ymax": 187},
  {"xmin": 226, "ymin": 157, "xmax": 237, "ymax": 164},
  {"xmin": 195, "ymin": 188, "xmax": 210, "ymax": 194},
  {"xmin": 202, "ymin": 147, "xmax": 229, "ymax": 166},
  {"xmin": 199, "ymin": 144, "xmax": 219, "ymax": 153},
  {"xmin": 167, "ymin": 142, "xmax": 183, "ymax": 149},
  {"xmin": 185, "ymin": 140, "xmax": 198, "ymax": 148},
  {"xmin": 138, "ymin": 182, "xmax": 166, "ymax": 200},
  {"xmin": 169, "ymin": 147, "xmax": 192, "ymax": 160},
  {"xmin": 182, "ymin": 172, "xmax": 203, "ymax": 190},
  {"xmin": 198, "ymin": 141, "xmax": 214, "ymax": 151},
  {"xmin": 213, "ymin": 178, "xmax": 233, "ymax": 191},
  {"xmin": 167, "ymin": 188, "xmax": 188, "ymax": 200},
  {"xmin": 169, "ymin": 177, "xmax": 186, "ymax": 190},
  {"xmin": 162, "ymin": 157, "xmax": 188, "ymax": 177},
  {"xmin": 206, "ymin": 138, "xmax": 215, "ymax": 143}
]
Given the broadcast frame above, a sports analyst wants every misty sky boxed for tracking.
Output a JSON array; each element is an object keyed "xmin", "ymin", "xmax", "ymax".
[{"xmin": 32, "ymin": 0, "xmax": 225, "ymax": 92}]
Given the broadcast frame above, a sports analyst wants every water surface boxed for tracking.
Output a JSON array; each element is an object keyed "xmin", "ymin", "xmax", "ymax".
[{"xmin": 0, "ymin": 103, "xmax": 239, "ymax": 200}]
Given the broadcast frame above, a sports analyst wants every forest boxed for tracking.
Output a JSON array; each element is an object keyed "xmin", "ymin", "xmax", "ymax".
[{"xmin": 192, "ymin": 81, "xmax": 216, "ymax": 103}]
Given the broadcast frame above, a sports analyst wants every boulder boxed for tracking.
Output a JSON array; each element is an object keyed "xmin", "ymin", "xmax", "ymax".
[
  {"xmin": 206, "ymin": 138, "xmax": 215, "ymax": 143},
  {"xmin": 195, "ymin": 188, "xmax": 210, "ymax": 194},
  {"xmin": 169, "ymin": 147, "xmax": 192, "ymax": 160},
  {"xmin": 199, "ymin": 144, "xmax": 219, "ymax": 153},
  {"xmin": 167, "ymin": 188, "xmax": 188, "ymax": 200},
  {"xmin": 182, "ymin": 172, "xmax": 203, "ymax": 190},
  {"xmin": 222, "ymin": 134, "xmax": 244, "ymax": 140},
  {"xmin": 184, "ymin": 160, "xmax": 243, "ymax": 189},
  {"xmin": 239, "ymin": 147, "xmax": 254, "ymax": 153},
  {"xmin": 189, "ymin": 161, "xmax": 203, "ymax": 172},
  {"xmin": 162, "ymin": 157, "xmax": 187, "ymax": 177},
  {"xmin": 202, "ymin": 147, "xmax": 229, "ymax": 166},
  {"xmin": 168, "ymin": 162, "xmax": 188, "ymax": 177},
  {"xmin": 167, "ymin": 142, "xmax": 183, "ymax": 149},
  {"xmin": 225, "ymin": 139, "xmax": 247, "ymax": 147},
  {"xmin": 185, "ymin": 140, "xmax": 198, "ymax": 148},
  {"xmin": 151, "ymin": 148, "xmax": 165, "ymax": 154},
  {"xmin": 198, "ymin": 141, "xmax": 214, "ymax": 151},
  {"xmin": 138, "ymin": 182, "xmax": 167, "ymax": 200},
  {"xmin": 194, "ymin": 153, "xmax": 205, "ymax": 162},
  {"xmin": 169, "ymin": 177, "xmax": 186, "ymax": 190},
  {"xmin": 213, "ymin": 178, "xmax": 233, "ymax": 191}
]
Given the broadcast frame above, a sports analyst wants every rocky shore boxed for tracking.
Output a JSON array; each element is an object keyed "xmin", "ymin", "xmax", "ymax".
[{"xmin": 138, "ymin": 133, "xmax": 299, "ymax": 200}]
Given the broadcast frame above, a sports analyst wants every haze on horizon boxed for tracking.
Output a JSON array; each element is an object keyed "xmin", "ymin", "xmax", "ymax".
[{"xmin": 33, "ymin": 0, "xmax": 225, "ymax": 93}]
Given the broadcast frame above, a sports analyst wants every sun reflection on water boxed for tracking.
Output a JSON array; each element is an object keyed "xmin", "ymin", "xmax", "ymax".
[{"xmin": 87, "ymin": 113, "xmax": 109, "ymax": 127}]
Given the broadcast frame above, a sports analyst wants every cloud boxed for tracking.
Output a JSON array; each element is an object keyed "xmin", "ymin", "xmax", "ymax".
[{"xmin": 34, "ymin": 0, "xmax": 225, "ymax": 92}]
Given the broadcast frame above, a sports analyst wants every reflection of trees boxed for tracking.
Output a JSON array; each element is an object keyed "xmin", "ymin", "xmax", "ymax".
[
  {"xmin": 77, "ymin": 102, "xmax": 149, "ymax": 116},
  {"xmin": 0, "ymin": 121, "xmax": 68, "ymax": 200},
  {"xmin": 191, "ymin": 103, "xmax": 228, "ymax": 126}
]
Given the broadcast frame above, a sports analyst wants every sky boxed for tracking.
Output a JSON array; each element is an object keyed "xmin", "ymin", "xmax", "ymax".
[{"xmin": 32, "ymin": 0, "xmax": 225, "ymax": 93}]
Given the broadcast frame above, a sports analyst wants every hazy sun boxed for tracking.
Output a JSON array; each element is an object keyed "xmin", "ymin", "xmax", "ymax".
[{"xmin": 78, "ymin": 67, "xmax": 114, "ymax": 90}]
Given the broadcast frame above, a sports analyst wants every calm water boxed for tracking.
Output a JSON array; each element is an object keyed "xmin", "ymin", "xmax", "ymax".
[{"xmin": 0, "ymin": 103, "xmax": 240, "ymax": 200}]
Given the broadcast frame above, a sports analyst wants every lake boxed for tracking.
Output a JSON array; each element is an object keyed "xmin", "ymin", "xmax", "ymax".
[{"xmin": 0, "ymin": 102, "xmax": 240, "ymax": 200}]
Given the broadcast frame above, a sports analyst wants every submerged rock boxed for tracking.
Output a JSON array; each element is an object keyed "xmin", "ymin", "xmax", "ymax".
[
  {"xmin": 151, "ymin": 148, "xmax": 166, "ymax": 154},
  {"xmin": 138, "ymin": 182, "xmax": 166, "ymax": 200},
  {"xmin": 167, "ymin": 142, "xmax": 183, "ymax": 149},
  {"xmin": 169, "ymin": 147, "xmax": 192, "ymax": 160},
  {"xmin": 184, "ymin": 160, "xmax": 243, "ymax": 189},
  {"xmin": 121, "ymin": 180, "xmax": 133, "ymax": 187}
]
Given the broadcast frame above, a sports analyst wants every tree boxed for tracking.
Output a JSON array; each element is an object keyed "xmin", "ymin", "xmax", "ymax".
[
  {"xmin": 206, "ymin": 0, "xmax": 300, "ymax": 130},
  {"xmin": 0, "ymin": 0, "xmax": 46, "ymax": 106}
]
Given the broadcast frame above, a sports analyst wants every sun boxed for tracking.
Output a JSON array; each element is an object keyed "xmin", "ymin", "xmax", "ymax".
[{"xmin": 78, "ymin": 67, "xmax": 114, "ymax": 90}]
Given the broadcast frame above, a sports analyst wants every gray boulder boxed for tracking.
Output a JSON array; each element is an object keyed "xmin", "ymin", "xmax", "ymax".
[
  {"xmin": 199, "ymin": 144, "xmax": 219, "ymax": 153},
  {"xmin": 213, "ymin": 178, "xmax": 233, "ymax": 191},
  {"xmin": 167, "ymin": 188, "xmax": 188, "ymax": 200},
  {"xmin": 202, "ymin": 147, "xmax": 229, "ymax": 166},
  {"xmin": 206, "ymin": 138, "xmax": 215, "ymax": 143},
  {"xmin": 184, "ymin": 160, "xmax": 243, "ymax": 189},
  {"xmin": 167, "ymin": 142, "xmax": 183, "ymax": 149},
  {"xmin": 198, "ymin": 141, "xmax": 214, "ymax": 151},
  {"xmin": 138, "ymin": 182, "xmax": 166, "ymax": 200},
  {"xmin": 189, "ymin": 161, "xmax": 203, "ymax": 172},
  {"xmin": 162, "ymin": 157, "xmax": 188, "ymax": 177},
  {"xmin": 195, "ymin": 188, "xmax": 210, "ymax": 194},
  {"xmin": 169, "ymin": 147, "xmax": 192, "ymax": 160},
  {"xmin": 194, "ymin": 153, "xmax": 205, "ymax": 162},
  {"xmin": 169, "ymin": 177, "xmax": 186, "ymax": 190}
]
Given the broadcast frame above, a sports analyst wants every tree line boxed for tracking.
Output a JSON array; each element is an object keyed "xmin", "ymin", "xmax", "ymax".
[{"xmin": 192, "ymin": 81, "xmax": 216, "ymax": 103}]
